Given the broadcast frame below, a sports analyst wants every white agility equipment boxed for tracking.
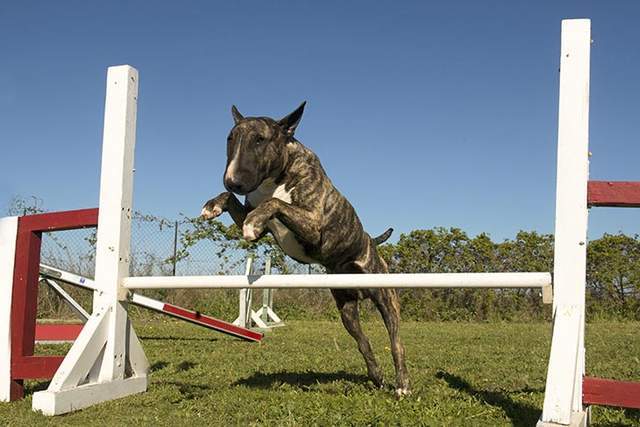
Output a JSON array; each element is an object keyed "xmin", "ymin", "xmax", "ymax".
[
  {"xmin": 40, "ymin": 273, "xmax": 91, "ymax": 322},
  {"xmin": 0, "ymin": 217, "xmax": 19, "ymax": 404},
  {"xmin": 31, "ymin": 67, "xmax": 150, "ymax": 415},
  {"xmin": 233, "ymin": 257, "xmax": 284, "ymax": 330},
  {"xmin": 233, "ymin": 256, "xmax": 256, "ymax": 328},
  {"xmin": 254, "ymin": 258, "xmax": 285, "ymax": 328},
  {"xmin": 38, "ymin": 264, "xmax": 263, "ymax": 342},
  {"xmin": 538, "ymin": 19, "xmax": 591, "ymax": 426},
  {"xmin": 539, "ymin": 19, "xmax": 640, "ymax": 425},
  {"xmin": 126, "ymin": 271, "xmax": 553, "ymax": 291},
  {"xmin": 0, "ymin": 18, "xmax": 637, "ymax": 424}
]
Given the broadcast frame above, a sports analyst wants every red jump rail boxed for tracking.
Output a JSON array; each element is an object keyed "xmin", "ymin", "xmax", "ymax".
[
  {"xmin": 587, "ymin": 181, "xmax": 640, "ymax": 208},
  {"xmin": 584, "ymin": 180, "xmax": 640, "ymax": 412},
  {"xmin": 35, "ymin": 324, "xmax": 85, "ymax": 343},
  {"xmin": 583, "ymin": 376, "xmax": 640, "ymax": 409},
  {"xmin": 160, "ymin": 303, "xmax": 263, "ymax": 342}
]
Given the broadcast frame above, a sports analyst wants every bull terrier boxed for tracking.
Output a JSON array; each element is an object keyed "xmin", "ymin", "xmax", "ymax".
[{"xmin": 201, "ymin": 102, "xmax": 410, "ymax": 396}]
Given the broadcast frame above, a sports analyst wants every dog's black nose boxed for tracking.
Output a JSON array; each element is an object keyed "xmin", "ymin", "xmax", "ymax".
[{"xmin": 224, "ymin": 177, "xmax": 244, "ymax": 194}]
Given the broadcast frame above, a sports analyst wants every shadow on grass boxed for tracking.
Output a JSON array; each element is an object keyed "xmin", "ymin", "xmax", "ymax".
[
  {"xmin": 158, "ymin": 380, "xmax": 212, "ymax": 401},
  {"xmin": 175, "ymin": 361, "xmax": 197, "ymax": 372},
  {"xmin": 595, "ymin": 407, "xmax": 640, "ymax": 427},
  {"xmin": 150, "ymin": 361, "xmax": 169, "ymax": 372},
  {"xmin": 436, "ymin": 371, "xmax": 541, "ymax": 427},
  {"xmin": 624, "ymin": 408, "xmax": 640, "ymax": 423},
  {"xmin": 233, "ymin": 370, "xmax": 370, "ymax": 390},
  {"xmin": 150, "ymin": 360, "xmax": 197, "ymax": 373},
  {"xmin": 138, "ymin": 335, "xmax": 218, "ymax": 342},
  {"xmin": 24, "ymin": 380, "xmax": 50, "ymax": 395}
]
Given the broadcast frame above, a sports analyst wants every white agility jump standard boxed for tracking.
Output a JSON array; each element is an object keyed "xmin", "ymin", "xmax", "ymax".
[
  {"xmin": 253, "ymin": 258, "xmax": 286, "ymax": 328},
  {"xmin": 0, "ymin": 17, "xmax": 634, "ymax": 425},
  {"xmin": 233, "ymin": 256, "xmax": 285, "ymax": 330}
]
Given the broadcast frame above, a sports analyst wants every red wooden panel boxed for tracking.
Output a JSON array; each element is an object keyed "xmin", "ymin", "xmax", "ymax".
[
  {"xmin": 11, "ymin": 356, "xmax": 65, "ymax": 379},
  {"xmin": 583, "ymin": 376, "xmax": 640, "ymax": 409},
  {"xmin": 18, "ymin": 208, "xmax": 98, "ymax": 232},
  {"xmin": 11, "ymin": 222, "xmax": 42, "ymax": 362},
  {"xmin": 588, "ymin": 181, "xmax": 640, "ymax": 207},
  {"xmin": 8, "ymin": 208, "xmax": 98, "ymax": 400},
  {"xmin": 10, "ymin": 380, "xmax": 24, "ymax": 400},
  {"xmin": 35, "ymin": 324, "xmax": 84, "ymax": 341},
  {"xmin": 162, "ymin": 304, "xmax": 263, "ymax": 342},
  {"xmin": 9, "ymin": 224, "xmax": 44, "ymax": 399}
]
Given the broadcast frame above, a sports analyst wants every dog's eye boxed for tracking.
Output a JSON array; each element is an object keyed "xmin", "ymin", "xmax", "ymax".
[{"xmin": 255, "ymin": 136, "xmax": 264, "ymax": 144}]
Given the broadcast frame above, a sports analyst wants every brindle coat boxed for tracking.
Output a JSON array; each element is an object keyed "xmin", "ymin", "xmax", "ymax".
[{"xmin": 201, "ymin": 102, "xmax": 410, "ymax": 396}]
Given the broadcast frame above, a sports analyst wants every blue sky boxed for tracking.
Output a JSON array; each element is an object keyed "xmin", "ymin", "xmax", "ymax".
[{"xmin": 1, "ymin": 1, "xmax": 639, "ymax": 242}]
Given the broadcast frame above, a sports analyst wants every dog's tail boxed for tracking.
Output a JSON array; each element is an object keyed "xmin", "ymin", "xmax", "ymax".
[{"xmin": 373, "ymin": 228, "xmax": 393, "ymax": 245}]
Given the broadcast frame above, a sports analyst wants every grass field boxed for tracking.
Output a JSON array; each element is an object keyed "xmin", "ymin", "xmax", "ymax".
[{"xmin": 1, "ymin": 320, "xmax": 639, "ymax": 426}]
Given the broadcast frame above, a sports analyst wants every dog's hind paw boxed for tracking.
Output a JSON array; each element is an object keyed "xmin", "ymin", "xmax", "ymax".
[{"xmin": 394, "ymin": 387, "xmax": 411, "ymax": 398}]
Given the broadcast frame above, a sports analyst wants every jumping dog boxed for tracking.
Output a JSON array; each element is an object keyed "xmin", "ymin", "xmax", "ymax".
[{"xmin": 201, "ymin": 102, "xmax": 410, "ymax": 396}]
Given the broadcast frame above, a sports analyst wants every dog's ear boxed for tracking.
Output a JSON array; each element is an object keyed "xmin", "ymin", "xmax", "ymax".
[
  {"xmin": 278, "ymin": 101, "xmax": 306, "ymax": 136},
  {"xmin": 231, "ymin": 105, "xmax": 244, "ymax": 124}
]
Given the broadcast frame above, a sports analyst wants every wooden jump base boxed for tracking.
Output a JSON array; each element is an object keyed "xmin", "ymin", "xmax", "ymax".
[
  {"xmin": 1, "ymin": 18, "xmax": 638, "ymax": 425},
  {"xmin": 0, "ymin": 208, "xmax": 262, "ymax": 405},
  {"xmin": 1, "ymin": 209, "xmax": 98, "ymax": 401}
]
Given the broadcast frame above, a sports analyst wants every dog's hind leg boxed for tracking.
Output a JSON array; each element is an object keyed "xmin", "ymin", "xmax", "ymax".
[
  {"xmin": 371, "ymin": 289, "xmax": 410, "ymax": 397},
  {"xmin": 331, "ymin": 289, "xmax": 384, "ymax": 388}
]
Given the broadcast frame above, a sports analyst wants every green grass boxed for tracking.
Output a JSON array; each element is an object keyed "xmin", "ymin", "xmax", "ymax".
[{"xmin": 1, "ymin": 320, "xmax": 639, "ymax": 426}]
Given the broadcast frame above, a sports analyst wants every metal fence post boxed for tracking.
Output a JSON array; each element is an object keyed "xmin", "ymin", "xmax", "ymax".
[{"xmin": 171, "ymin": 220, "xmax": 178, "ymax": 276}]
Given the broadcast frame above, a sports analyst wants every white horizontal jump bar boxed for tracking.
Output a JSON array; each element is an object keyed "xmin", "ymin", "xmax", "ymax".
[{"xmin": 123, "ymin": 272, "xmax": 552, "ymax": 290}]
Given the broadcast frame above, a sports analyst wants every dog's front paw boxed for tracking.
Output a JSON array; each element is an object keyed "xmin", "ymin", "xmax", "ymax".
[
  {"xmin": 243, "ymin": 206, "xmax": 272, "ymax": 242},
  {"xmin": 242, "ymin": 223, "xmax": 262, "ymax": 242},
  {"xmin": 201, "ymin": 205, "xmax": 222, "ymax": 219},
  {"xmin": 201, "ymin": 193, "xmax": 230, "ymax": 219}
]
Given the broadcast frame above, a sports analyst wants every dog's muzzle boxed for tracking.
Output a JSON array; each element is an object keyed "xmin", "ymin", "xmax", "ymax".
[{"xmin": 224, "ymin": 176, "xmax": 251, "ymax": 195}]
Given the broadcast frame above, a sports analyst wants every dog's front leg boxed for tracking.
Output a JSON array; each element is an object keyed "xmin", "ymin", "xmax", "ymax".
[
  {"xmin": 242, "ymin": 198, "xmax": 321, "ymax": 245},
  {"xmin": 201, "ymin": 192, "xmax": 249, "ymax": 228}
]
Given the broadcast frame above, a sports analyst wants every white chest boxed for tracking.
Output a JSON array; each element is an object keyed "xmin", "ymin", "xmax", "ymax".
[
  {"xmin": 245, "ymin": 180, "xmax": 317, "ymax": 264},
  {"xmin": 246, "ymin": 180, "xmax": 292, "ymax": 207}
]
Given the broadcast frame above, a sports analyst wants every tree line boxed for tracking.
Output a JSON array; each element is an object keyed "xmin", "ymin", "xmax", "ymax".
[
  {"xmin": 8, "ymin": 196, "xmax": 640, "ymax": 321},
  {"xmin": 178, "ymin": 216, "xmax": 639, "ymax": 321}
]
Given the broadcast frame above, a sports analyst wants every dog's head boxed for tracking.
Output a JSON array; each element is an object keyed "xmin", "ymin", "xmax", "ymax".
[{"xmin": 223, "ymin": 102, "xmax": 306, "ymax": 195}]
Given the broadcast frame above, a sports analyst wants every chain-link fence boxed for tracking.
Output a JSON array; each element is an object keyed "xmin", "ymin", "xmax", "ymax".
[
  {"xmin": 40, "ymin": 212, "xmax": 322, "ymax": 278},
  {"xmin": 35, "ymin": 210, "xmax": 640, "ymax": 323},
  {"xmin": 41, "ymin": 228, "xmax": 97, "ymax": 277},
  {"xmin": 38, "ymin": 212, "xmax": 330, "ymax": 321}
]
